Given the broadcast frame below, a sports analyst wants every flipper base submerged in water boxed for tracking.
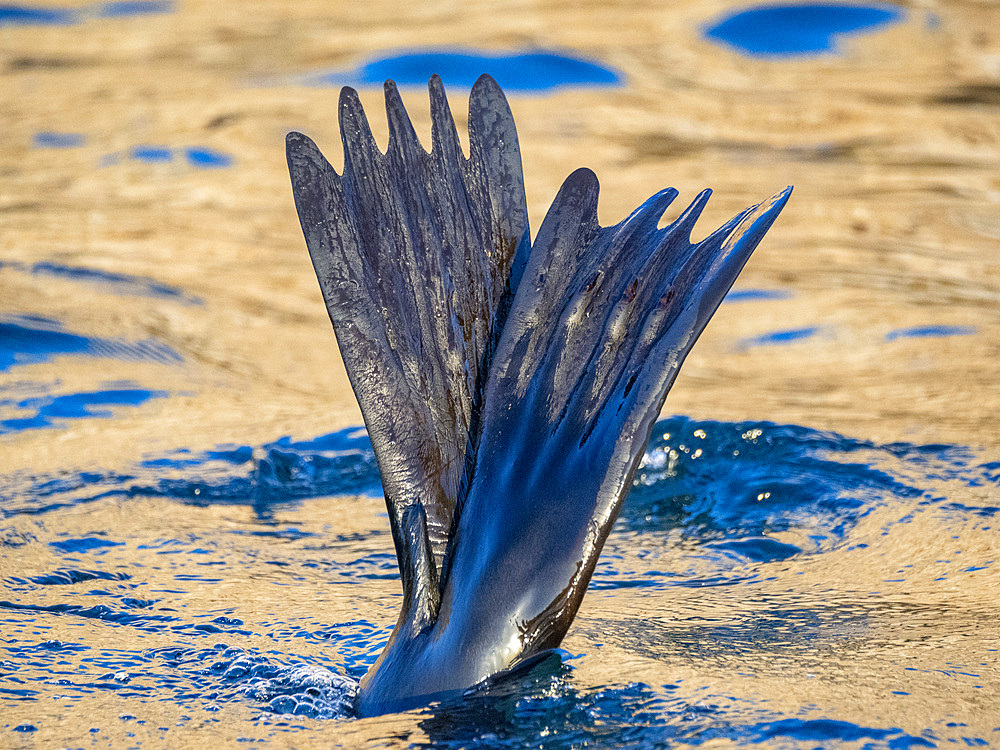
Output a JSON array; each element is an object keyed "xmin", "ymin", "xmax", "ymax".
[{"xmin": 286, "ymin": 74, "xmax": 791, "ymax": 717}]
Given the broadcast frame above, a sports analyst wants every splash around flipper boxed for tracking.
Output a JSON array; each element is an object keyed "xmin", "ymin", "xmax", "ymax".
[{"xmin": 286, "ymin": 74, "xmax": 791, "ymax": 717}]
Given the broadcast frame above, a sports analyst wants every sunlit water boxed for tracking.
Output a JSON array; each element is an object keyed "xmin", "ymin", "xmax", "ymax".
[
  {"xmin": 3, "ymin": 0, "xmax": 1000, "ymax": 746},
  {"xmin": 2, "ymin": 418, "xmax": 997, "ymax": 746}
]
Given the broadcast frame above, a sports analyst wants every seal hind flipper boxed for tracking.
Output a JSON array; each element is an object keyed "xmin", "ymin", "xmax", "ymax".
[
  {"xmin": 286, "ymin": 75, "xmax": 530, "ymax": 609},
  {"xmin": 287, "ymin": 76, "xmax": 791, "ymax": 716},
  {"xmin": 429, "ymin": 176, "xmax": 793, "ymax": 671}
]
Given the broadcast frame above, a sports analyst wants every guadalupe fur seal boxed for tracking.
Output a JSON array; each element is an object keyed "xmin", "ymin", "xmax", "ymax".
[{"xmin": 286, "ymin": 74, "xmax": 790, "ymax": 717}]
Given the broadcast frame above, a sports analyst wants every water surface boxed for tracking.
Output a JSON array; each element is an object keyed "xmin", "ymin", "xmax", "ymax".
[
  {"xmin": 703, "ymin": 3, "xmax": 905, "ymax": 57},
  {"xmin": 1, "ymin": 0, "xmax": 997, "ymax": 745},
  {"xmin": 304, "ymin": 49, "xmax": 623, "ymax": 92},
  {"xmin": 1, "ymin": 418, "xmax": 997, "ymax": 745}
]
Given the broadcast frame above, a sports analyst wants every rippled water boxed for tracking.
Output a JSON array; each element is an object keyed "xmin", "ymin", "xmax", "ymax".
[
  {"xmin": 3, "ymin": 0, "xmax": 1000, "ymax": 745},
  {"xmin": 2, "ymin": 418, "xmax": 997, "ymax": 745}
]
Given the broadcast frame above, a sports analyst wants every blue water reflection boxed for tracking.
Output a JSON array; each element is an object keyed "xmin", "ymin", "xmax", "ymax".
[
  {"xmin": 0, "ymin": 416, "xmax": 995, "ymax": 742},
  {"xmin": 739, "ymin": 326, "xmax": 820, "ymax": 348},
  {"xmin": 307, "ymin": 49, "xmax": 623, "ymax": 92},
  {"xmin": 704, "ymin": 3, "xmax": 905, "ymax": 58},
  {"xmin": 0, "ymin": 259, "xmax": 201, "ymax": 303},
  {"xmin": 32, "ymin": 132, "xmax": 86, "ymax": 148},
  {"xmin": 0, "ymin": 315, "xmax": 182, "ymax": 372},
  {"xmin": 0, "ymin": 387, "xmax": 168, "ymax": 435},
  {"xmin": 886, "ymin": 325, "xmax": 975, "ymax": 341},
  {"xmin": 0, "ymin": 1, "xmax": 172, "ymax": 26},
  {"xmin": 724, "ymin": 288, "xmax": 793, "ymax": 302}
]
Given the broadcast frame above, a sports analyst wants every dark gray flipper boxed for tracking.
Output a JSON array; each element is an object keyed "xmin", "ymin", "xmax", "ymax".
[
  {"xmin": 286, "ymin": 76, "xmax": 530, "ymax": 622},
  {"xmin": 438, "ymin": 172, "xmax": 792, "ymax": 659},
  {"xmin": 286, "ymin": 75, "xmax": 791, "ymax": 716},
  {"xmin": 354, "ymin": 170, "xmax": 790, "ymax": 716}
]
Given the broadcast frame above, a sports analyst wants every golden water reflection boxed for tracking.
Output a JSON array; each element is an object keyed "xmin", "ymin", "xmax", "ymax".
[{"xmin": 1, "ymin": 0, "xmax": 998, "ymax": 746}]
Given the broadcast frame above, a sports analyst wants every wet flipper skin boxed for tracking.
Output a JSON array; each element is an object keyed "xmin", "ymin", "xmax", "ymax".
[
  {"xmin": 286, "ymin": 75, "xmax": 791, "ymax": 717},
  {"xmin": 286, "ymin": 76, "xmax": 530, "ymax": 601}
]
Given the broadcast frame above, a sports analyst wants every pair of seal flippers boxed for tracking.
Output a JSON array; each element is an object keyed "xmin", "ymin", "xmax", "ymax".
[{"xmin": 286, "ymin": 74, "xmax": 790, "ymax": 717}]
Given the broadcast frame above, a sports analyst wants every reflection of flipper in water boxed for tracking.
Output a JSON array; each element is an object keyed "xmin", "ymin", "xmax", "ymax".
[{"xmin": 287, "ymin": 75, "xmax": 791, "ymax": 717}]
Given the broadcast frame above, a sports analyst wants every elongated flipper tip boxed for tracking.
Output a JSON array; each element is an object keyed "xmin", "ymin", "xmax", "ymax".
[
  {"xmin": 467, "ymin": 74, "xmax": 531, "ymax": 293},
  {"xmin": 701, "ymin": 184, "xmax": 793, "ymax": 315}
]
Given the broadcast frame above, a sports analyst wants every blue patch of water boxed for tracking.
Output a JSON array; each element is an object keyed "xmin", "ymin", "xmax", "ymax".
[
  {"xmin": 49, "ymin": 537, "xmax": 124, "ymax": 553},
  {"xmin": 739, "ymin": 325, "xmax": 820, "ymax": 348},
  {"xmin": 0, "ymin": 386, "xmax": 168, "ymax": 435},
  {"xmin": 5, "ymin": 569, "xmax": 130, "ymax": 590},
  {"xmin": 703, "ymin": 3, "xmax": 906, "ymax": 58},
  {"xmin": 748, "ymin": 718, "xmax": 934, "ymax": 746},
  {"xmin": 0, "ymin": 417, "xmax": 994, "ymax": 736},
  {"xmin": 0, "ymin": 315, "xmax": 182, "ymax": 372},
  {"xmin": 409, "ymin": 676, "xmax": 944, "ymax": 748},
  {"xmin": 0, "ymin": 426, "xmax": 381, "ymax": 520},
  {"xmin": 585, "ymin": 416, "xmax": 987, "ymax": 590},
  {"xmin": 0, "ymin": 316, "xmax": 90, "ymax": 371},
  {"xmin": 2, "ymin": 258, "xmax": 200, "ymax": 303},
  {"xmin": 96, "ymin": 0, "xmax": 173, "ymax": 17},
  {"xmin": 0, "ymin": 4, "xmax": 75, "ymax": 25},
  {"xmin": 308, "ymin": 49, "xmax": 623, "ymax": 93},
  {"xmin": 184, "ymin": 147, "xmax": 232, "ymax": 168},
  {"xmin": 939, "ymin": 501, "xmax": 999, "ymax": 518},
  {"xmin": 886, "ymin": 325, "xmax": 976, "ymax": 341},
  {"xmin": 626, "ymin": 417, "xmax": 923, "ymax": 542},
  {"xmin": 109, "ymin": 145, "xmax": 233, "ymax": 168},
  {"xmin": 1, "ymin": 415, "xmax": 989, "ymax": 567},
  {"xmin": 724, "ymin": 288, "xmax": 793, "ymax": 302},
  {"xmin": 32, "ymin": 132, "xmax": 86, "ymax": 149},
  {"xmin": 0, "ymin": 0, "xmax": 171, "ymax": 26},
  {"xmin": 145, "ymin": 428, "xmax": 383, "ymax": 513},
  {"xmin": 130, "ymin": 146, "xmax": 172, "ymax": 163},
  {"xmin": 705, "ymin": 535, "xmax": 802, "ymax": 561}
]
